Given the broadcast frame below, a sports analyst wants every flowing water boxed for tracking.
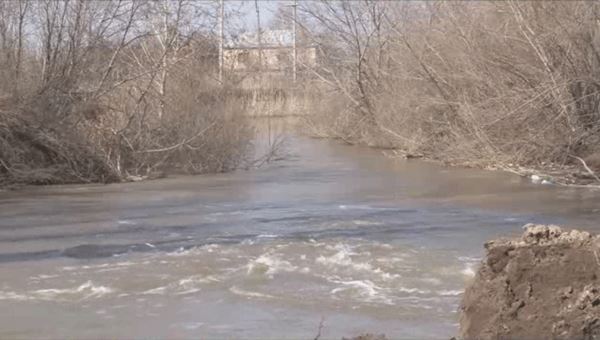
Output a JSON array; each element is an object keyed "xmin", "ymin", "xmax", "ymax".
[{"xmin": 1, "ymin": 127, "xmax": 600, "ymax": 339}]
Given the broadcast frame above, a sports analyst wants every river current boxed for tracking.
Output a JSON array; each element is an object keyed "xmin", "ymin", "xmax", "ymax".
[{"xmin": 1, "ymin": 130, "xmax": 599, "ymax": 339}]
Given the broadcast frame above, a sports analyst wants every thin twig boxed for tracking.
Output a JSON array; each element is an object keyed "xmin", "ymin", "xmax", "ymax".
[
  {"xmin": 569, "ymin": 155, "xmax": 600, "ymax": 183},
  {"xmin": 314, "ymin": 316, "xmax": 325, "ymax": 340},
  {"xmin": 134, "ymin": 122, "xmax": 216, "ymax": 154}
]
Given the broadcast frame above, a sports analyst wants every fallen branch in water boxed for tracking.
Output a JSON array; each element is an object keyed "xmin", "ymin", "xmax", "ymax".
[{"xmin": 245, "ymin": 134, "xmax": 288, "ymax": 169}]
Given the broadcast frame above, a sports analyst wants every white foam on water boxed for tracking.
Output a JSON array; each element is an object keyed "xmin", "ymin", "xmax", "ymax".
[
  {"xmin": 397, "ymin": 287, "xmax": 430, "ymax": 295},
  {"xmin": 166, "ymin": 247, "xmax": 195, "ymax": 257},
  {"xmin": 246, "ymin": 253, "xmax": 297, "ymax": 278},
  {"xmin": 174, "ymin": 288, "xmax": 202, "ymax": 296},
  {"xmin": 316, "ymin": 244, "xmax": 358, "ymax": 267},
  {"xmin": 461, "ymin": 266, "xmax": 476, "ymax": 277},
  {"xmin": 166, "ymin": 243, "xmax": 223, "ymax": 257},
  {"xmin": 229, "ymin": 286, "xmax": 275, "ymax": 299},
  {"xmin": 175, "ymin": 322, "xmax": 205, "ymax": 330},
  {"xmin": 329, "ymin": 279, "xmax": 393, "ymax": 305},
  {"xmin": 117, "ymin": 220, "xmax": 136, "ymax": 225},
  {"xmin": 2, "ymin": 281, "xmax": 116, "ymax": 301},
  {"xmin": 331, "ymin": 279, "xmax": 379, "ymax": 296},
  {"xmin": 40, "ymin": 281, "xmax": 113, "ymax": 300},
  {"xmin": 179, "ymin": 275, "xmax": 220, "ymax": 286},
  {"xmin": 376, "ymin": 243, "xmax": 394, "ymax": 249},
  {"xmin": 458, "ymin": 256, "xmax": 481, "ymax": 262},
  {"xmin": 28, "ymin": 274, "xmax": 59, "ymax": 282},
  {"xmin": 317, "ymin": 244, "xmax": 389, "ymax": 276},
  {"xmin": 458, "ymin": 256, "xmax": 480, "ymax": 278},
  {"xmin": 313, "ymin": 243, "xmax": 407, "ymax": 292},
  {"xmin": 257, "ymin": 234, "xmax": 279, "ymax": 238},
  {"xmin": 167, "ymin": 275, "xmax": 221, "ymax": 295},
  {"xmin": 339, "ymin": 204, "xmax": 379, "ymax": 211},
  {"xmin": 203, "ymin": 244, "xmax": 220, "ymax": 253},
  {"xmin": 352, "ymin": 220, "xmax": 383, "ymax": 226},
  {"xmin": 73, "ymin": 261, "xmax": 135, "ymax": 271},
  {"xmin": 372, "ymin": 267, "xmax": 401, "ymax": 281},
  {"xmin": 0, "ymin": 291, "xmax": 32, "ymax": 301},
  {"xmin": 141, "ymin": 286, "xmax": 167, "ymax": 295},
  {"xmin": 438, "ymin": 290, "xmax": 463, "ymax": 296}
]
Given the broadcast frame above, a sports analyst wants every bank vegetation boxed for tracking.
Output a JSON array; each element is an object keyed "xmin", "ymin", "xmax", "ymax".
[
  {"xmin": 300, "ymin": 1, "xmax": 600, "ymax": 185},
  {"xmin": 0, "ymin": 0, "xmax": 257, "ymax": 187}
]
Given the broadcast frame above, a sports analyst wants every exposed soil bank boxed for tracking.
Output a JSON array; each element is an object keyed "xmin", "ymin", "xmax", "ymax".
[{"xmin": 460, "ymin": 224, "xmax": 600, "ymax": 339}]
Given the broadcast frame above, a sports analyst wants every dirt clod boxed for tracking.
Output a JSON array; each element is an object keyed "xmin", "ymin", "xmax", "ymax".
[{"xmin": 460, "ymin": 224, "xmax": 600, "ymax": 340}]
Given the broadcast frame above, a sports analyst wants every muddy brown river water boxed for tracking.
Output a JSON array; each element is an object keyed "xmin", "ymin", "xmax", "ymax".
[{"xmin": 1, "ymin": 130, "xmax": 600, "ymax": 339}]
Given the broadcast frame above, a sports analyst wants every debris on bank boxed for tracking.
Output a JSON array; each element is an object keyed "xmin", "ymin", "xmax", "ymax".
[
  {"xmin": 459, "ymin": 224, "xmax": 600, "ymax": 339},
  {"xmin": 487, "ymin": 162, "xmax": 600, "ymax": 188},
  {"xmin": 383, "ymin": 147, "xmax": 600, "ymax": 188},
  {"xmin": 529, "ymin": 174, "xmax": 552, "ymax": 185}
]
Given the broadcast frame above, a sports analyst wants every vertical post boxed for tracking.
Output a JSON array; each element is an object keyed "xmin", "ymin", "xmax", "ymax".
[
  {"xmin": 218, "ymin": 0, "xmax": 224, "ymax": 84},
  {"xmin": 292, "ymin": 0, "xmax": 297, "ymax": 84},
  {"xmin": 255, "ymin": 0, "xmax": 268, "ymax": 145},
  {"xmin": 15, "ymin": 0, "xmax": 28, "ymax": 97},
  {"xmin": 254, "ymin": 0, "xmax": 262, "ymax": 72}
]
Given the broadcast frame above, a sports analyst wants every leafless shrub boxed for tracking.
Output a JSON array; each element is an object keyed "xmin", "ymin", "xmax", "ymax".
[
  {"xmin": 301, "ymin": 1, "xmax": 600, "ymax": 172},
  {"xmin": 0, "ymin": 0, "xmax": 261, "ymax": 186}
]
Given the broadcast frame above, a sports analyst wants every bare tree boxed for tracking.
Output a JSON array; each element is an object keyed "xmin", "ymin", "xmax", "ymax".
[
  {"xmin": 0, "ymin": 0, "xmax": 257, "ymax": 186},
  {"xmin": 301, "ymin": 0, "xmax": 600, "ymax": 180}
]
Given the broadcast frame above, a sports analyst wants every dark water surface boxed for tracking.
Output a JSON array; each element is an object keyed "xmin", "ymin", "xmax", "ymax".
[{"xmin": 1, "ymin": 132, "xmax": 599, "ymax": 339}]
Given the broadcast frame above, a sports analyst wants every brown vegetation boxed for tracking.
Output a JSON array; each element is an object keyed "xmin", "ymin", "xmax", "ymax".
[
  {"xmin": 299, "ymin": 1, "xmax": 600, "ymax": 185},
  {"xmin": 0, "ymin": 0, "xmax": 259, "ymax": 187}
]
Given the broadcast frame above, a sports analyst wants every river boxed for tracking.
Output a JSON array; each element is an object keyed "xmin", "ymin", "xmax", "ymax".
[{"xmin": 1, "ymin": 128, "xmax": 600, "ymax": 339}]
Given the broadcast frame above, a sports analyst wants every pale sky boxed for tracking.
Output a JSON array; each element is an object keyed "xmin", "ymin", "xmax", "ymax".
[{"xmin": 227, "ymin": 0, "xmax": 293, "ymax": 31}]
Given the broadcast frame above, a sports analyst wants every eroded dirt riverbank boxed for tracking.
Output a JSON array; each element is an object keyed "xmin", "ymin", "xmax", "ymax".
[{"xmin": 461, "ymin": 224, "xmax": 600, "ymax": 339}]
